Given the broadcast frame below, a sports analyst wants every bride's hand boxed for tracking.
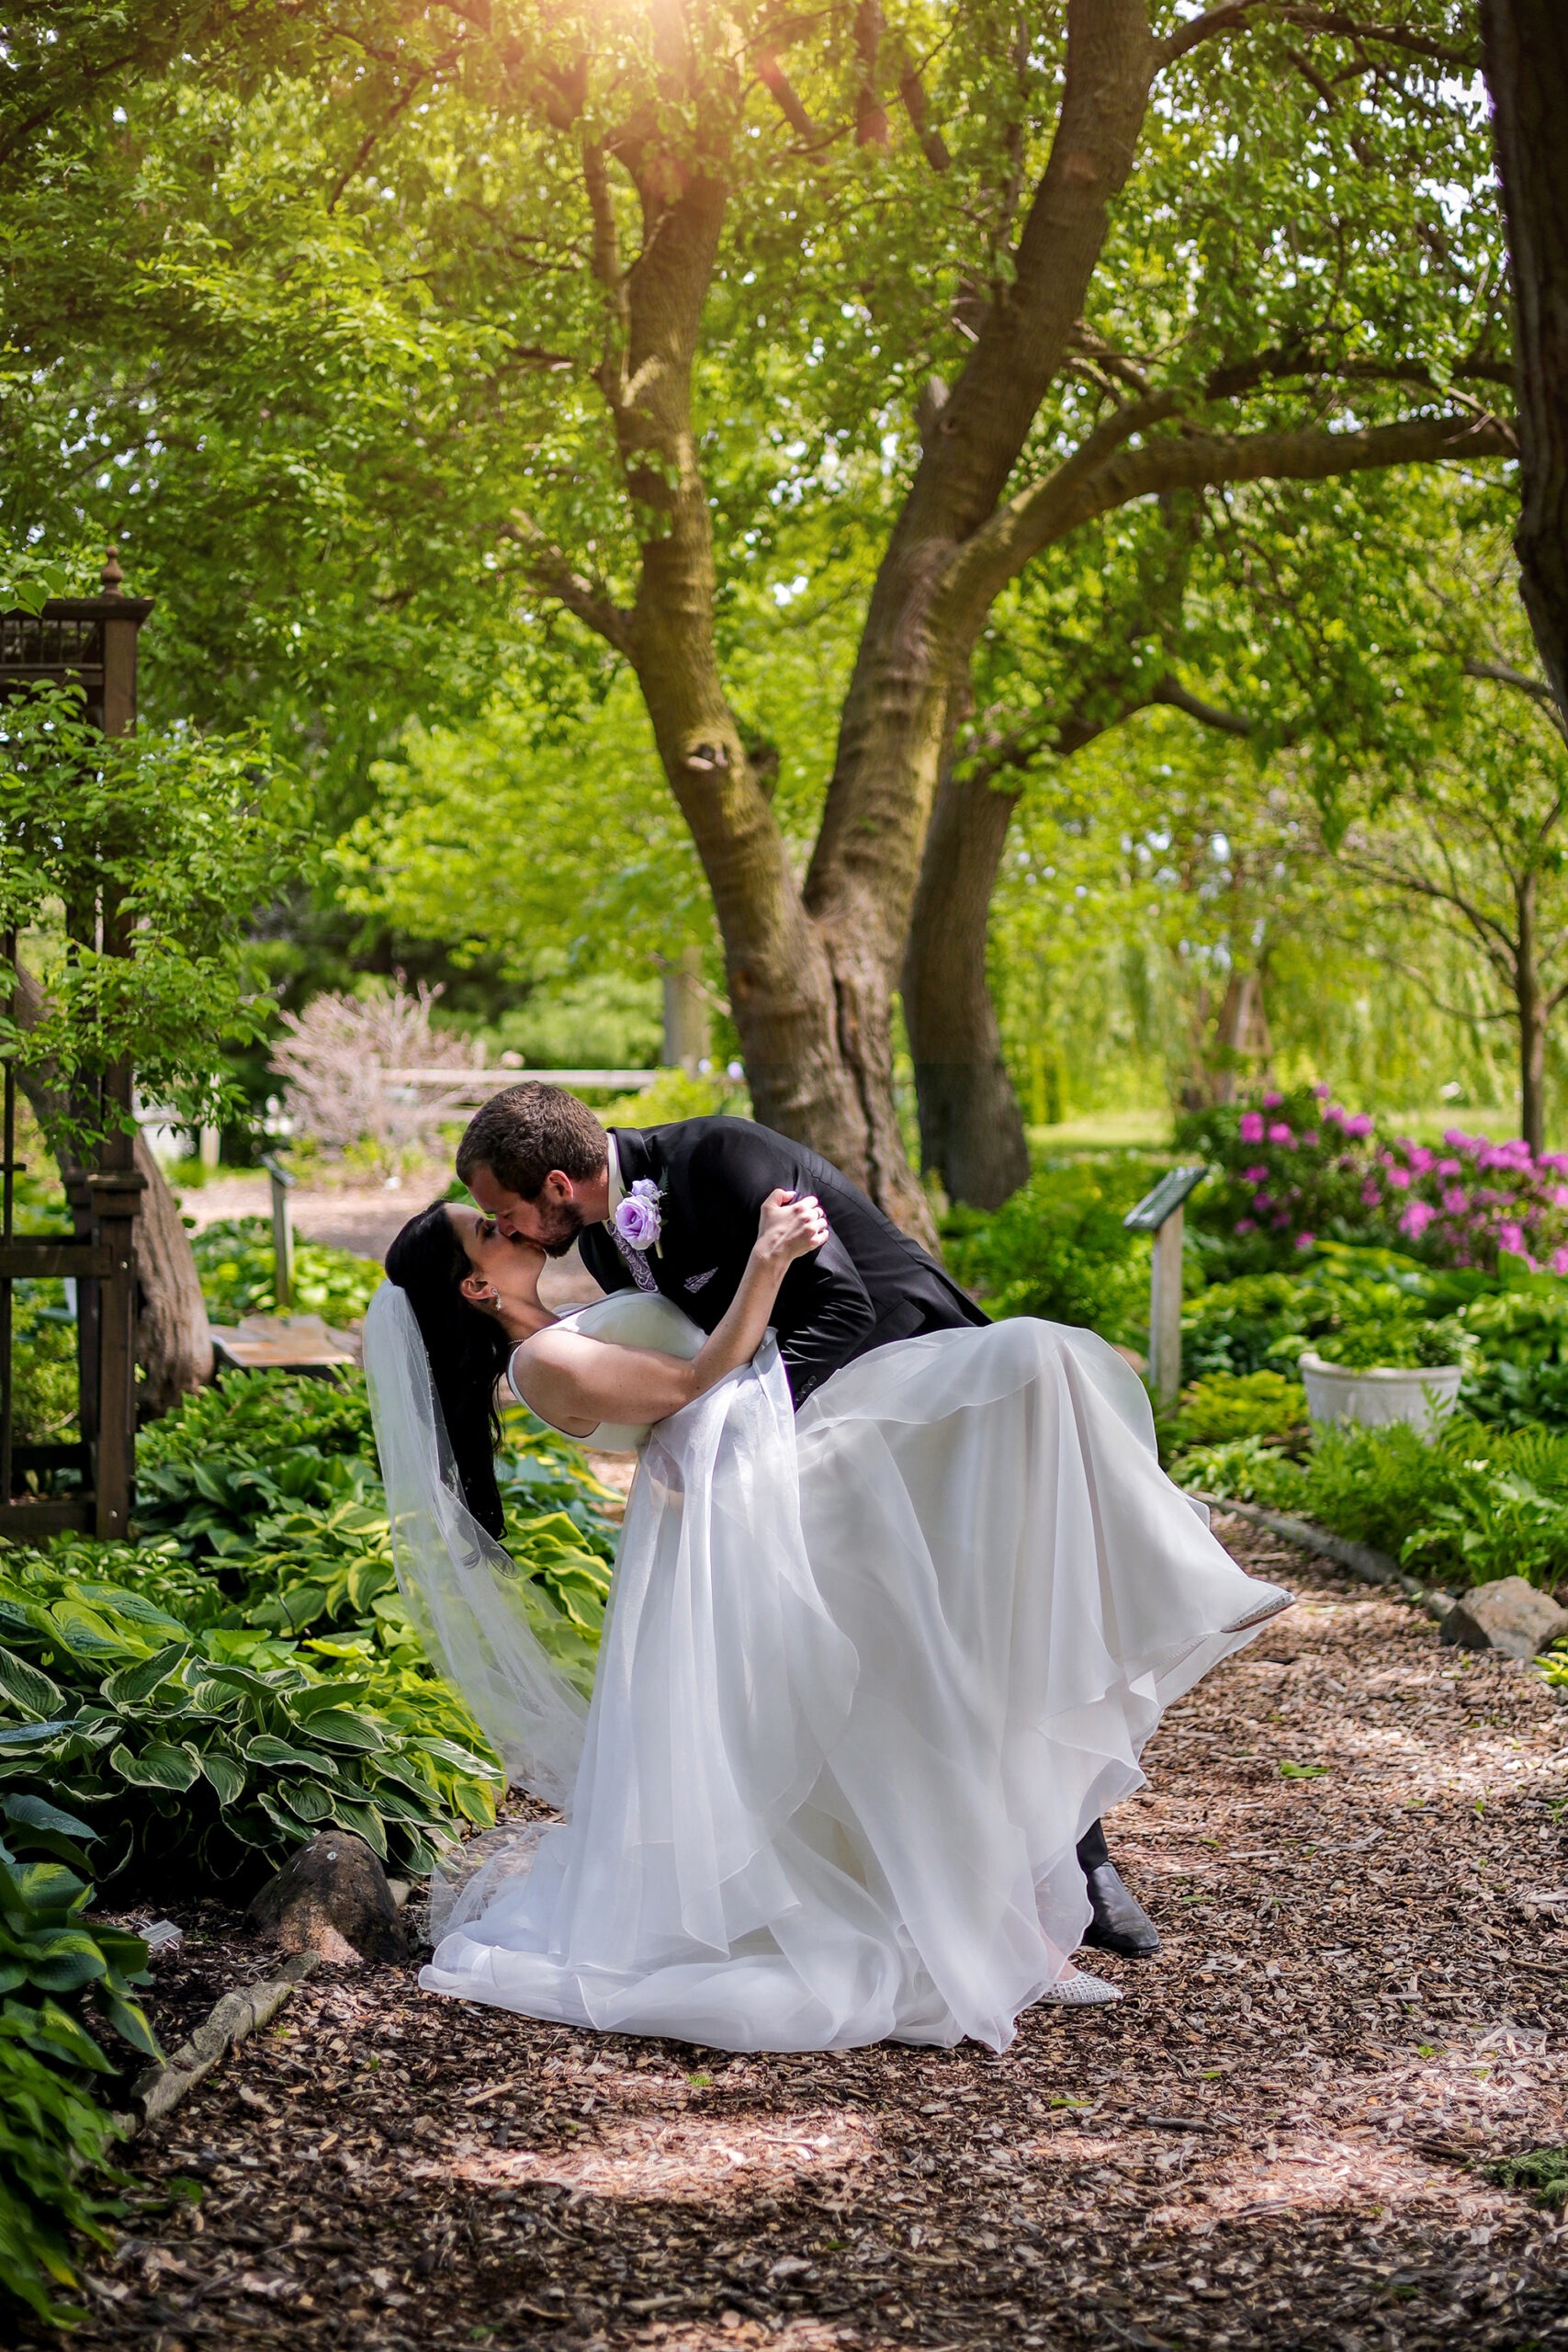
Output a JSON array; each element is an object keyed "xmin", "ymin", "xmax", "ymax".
[{"xmin": 754, "ymin": 1187, "xmax": 829, "ymax": 1268}]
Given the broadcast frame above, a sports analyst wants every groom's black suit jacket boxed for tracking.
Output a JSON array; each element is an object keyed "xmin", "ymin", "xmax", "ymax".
[{"xmin": 575, "ymin": 1117, "xmax": 987, "ymax": 1409}]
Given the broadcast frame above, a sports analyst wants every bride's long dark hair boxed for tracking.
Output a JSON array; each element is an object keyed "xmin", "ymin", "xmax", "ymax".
[{"xmin": 384, "ymin": 1201, "xmax": 510, "ymax": 1539}]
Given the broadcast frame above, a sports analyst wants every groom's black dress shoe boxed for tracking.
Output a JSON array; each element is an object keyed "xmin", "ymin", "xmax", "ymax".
[
  {"xmin": 1080, "ymin": 1861, "xmax": 1161, "ymax": 1958},
  {"xmin": 1076, "ymin": 1821, "xmax": 1160, "ymax": 1958}
]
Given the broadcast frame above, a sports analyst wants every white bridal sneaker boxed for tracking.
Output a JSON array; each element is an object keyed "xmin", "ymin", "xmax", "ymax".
[{"xmin": 1040, "ymin": 1970, "xmax": 1124, "ymax": 2007}]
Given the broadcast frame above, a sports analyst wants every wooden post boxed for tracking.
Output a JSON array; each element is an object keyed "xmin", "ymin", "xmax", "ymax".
[
  {"xmin": 1149, "ymin": 1204, "xmax": 1186, "ymax": 1406},
  {"xmin": 87, "ymin": 1168, "xmax": 144, "ymax": 1538},
  {"xmin": 661, "ymin": 947, "xmax": 711, "ymax": 1074},
  {"xmin": 0, "ymin": 548, "xmax": 152, "ymax": 1541},
  {"xmin": 262, "ymin": 1154, "xmax": 296, "ymax": 1309},
  {"xmin": 1123, "ymin": 1165, "xmax": 1209, "ymax": 1409}
]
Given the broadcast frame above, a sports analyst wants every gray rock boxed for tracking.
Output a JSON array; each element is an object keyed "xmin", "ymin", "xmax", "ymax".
[
  {"xmin": 247, "ymin": 1831, "xmax": 409, "ymax": 1964},
  {"xmin": 1438, "ymin": 1576, "xmax": 1568, "ymax": 1661}
]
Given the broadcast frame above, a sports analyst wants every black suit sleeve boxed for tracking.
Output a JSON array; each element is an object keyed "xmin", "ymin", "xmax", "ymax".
[{"xmin": 685, "ymin": 1126, "xmax": 876, "ymax": 1405}]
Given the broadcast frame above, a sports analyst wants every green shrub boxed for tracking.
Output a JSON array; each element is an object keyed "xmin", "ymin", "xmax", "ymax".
[
  {"xmin": 1485, "ymin": 2149, "xmax": 1568, "ymax": 2211},
  {"xmin": 943, "ymin": 1159, "xmax": 1154, "ymax": 1345},
  {"xmin": 0, "ymin": 1797, "xmax": 158, "ymax": 2326},
  {"xmin": 1174, "ymin": 1414, "xmax": 1568, "ymax": 1590},
  {"xmin": 187, "ymin": 1216, "xmax": 384, "ymax": 1325},
  {"xmin": 136, "ymin": 1372, "xmax": 619, "ymax": 1698},
  {"xmin": 1168, "ymin": 1371, "xmax": 1307, "ymax": 1448},
  {"xmin": 1308, "ymin": 1315, "xmax": 1472, "ymax": 1370},
  {"xmin": 0, "ymin": 1553, "xmax": 501, "ymax": 1885}
]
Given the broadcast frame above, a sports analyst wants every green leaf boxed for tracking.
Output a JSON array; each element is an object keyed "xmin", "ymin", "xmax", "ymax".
[
  {"xmin": 195, "ymin": 1748, "xmax": 247, "ymax": 1806},
  {"xmin": 101, "ymin": 1641, "xmax": 190, "ymax": 1707},
  {"xmin": 18, "ymin": 1929, "xmax": 107, "ymax": 1995},
  {"xmin": 276, "ymin": 1776, "xmax": 333, "ymax": 1824},
  {"xmin": 321, "ymin": 1795, "xmax": 389, "ymax": 1860},
  {"xmin": 288, "ymin": 1708, "xmax": 386, "ymax": 1752},
  {"xmin": 291, "ymin": 1680, "xmax": 372, "ymax": 1719},
  {"xmin": 0, "ymin": 1644, "xmax": 64, "ymax": 1720},
  {"xmin": 0, "ymin": 1719, "xmax": 74, "ymax": 1751},
  {"xmin": 95, "ymin": 1984, "xmax": 162, "ymax": 2063},
  {"xmin": 242, "ymin": 1732, "xmax": 342, "ymax": 1774},
  {"xmin": 108, "ymin": 1740, "xmax": 200, "ymax": 1792}
]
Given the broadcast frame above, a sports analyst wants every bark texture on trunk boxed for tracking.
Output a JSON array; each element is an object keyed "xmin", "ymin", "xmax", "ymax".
[
  {"xmin": 903, "ymin": 764, "xmax": 1029, "ymax": 1208},
  {"xmin": 1483, "ymin": 0, "xmax": 1568, "ymax": 718},
  {"xmin": 11, "ymin": 960, "xmax": 213, "ymax": 1412},
  {"xmin": 533, "ymin": 9, "xmax": 1513, "ymax": 1243}
]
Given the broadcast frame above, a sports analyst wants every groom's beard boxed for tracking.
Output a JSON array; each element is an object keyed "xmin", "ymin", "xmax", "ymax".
[{"xmin": 525, "ymin": 1199, "xmax": 584, "ymax": 1258}]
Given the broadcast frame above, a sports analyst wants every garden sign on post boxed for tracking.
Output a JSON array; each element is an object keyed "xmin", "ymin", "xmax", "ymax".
[
  {"xmin": 1123, "ymin": 1167, "xmax": 1208, "ymax": 1407},
  {"xmin": 0, "ymin": 552, "xmax": 152, "ymax": 1539}
]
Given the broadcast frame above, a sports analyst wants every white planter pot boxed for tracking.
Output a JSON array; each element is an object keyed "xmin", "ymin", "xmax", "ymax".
[{"xmin": 1298, "ymin": 1350, "xmax": 1464, "ymax": 1435}]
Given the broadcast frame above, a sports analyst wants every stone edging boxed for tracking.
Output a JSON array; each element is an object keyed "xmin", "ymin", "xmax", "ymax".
[
  {"xmin": 128, "ymin": 1953, "xmax": 318, "ymax": 2132},
  {"xmin": 1186, "ymin": 1490, "xmax": 1406, "ymax": 1592}
]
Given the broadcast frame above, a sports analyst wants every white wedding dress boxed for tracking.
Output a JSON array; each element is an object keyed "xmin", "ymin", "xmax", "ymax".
[{"xmin": 364, "ymin": 1288, "xmax": 1290, "ymax": 2053}]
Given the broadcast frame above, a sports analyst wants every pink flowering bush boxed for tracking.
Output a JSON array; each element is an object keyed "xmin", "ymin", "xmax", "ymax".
[{"xmin": 1176, "ymin": 1086, "xmax": 1568, "ymax": 1276}]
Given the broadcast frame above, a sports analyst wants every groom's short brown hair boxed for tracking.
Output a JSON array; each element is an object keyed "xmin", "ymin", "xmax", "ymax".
[{"xmin": 457, "ymin": 1083, "xmax": 608, "ymax": 1200}]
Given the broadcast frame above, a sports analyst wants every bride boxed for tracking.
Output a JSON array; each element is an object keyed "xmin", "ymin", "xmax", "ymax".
[{"xmin": 364, "ymin": 1188, "xmax": 1291, "ymax": 2053}]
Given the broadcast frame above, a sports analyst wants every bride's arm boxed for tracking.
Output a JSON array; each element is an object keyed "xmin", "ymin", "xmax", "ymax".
[{"xmin": 510, "ymin": 1189, "xmax": 829, "ymax": 1433}]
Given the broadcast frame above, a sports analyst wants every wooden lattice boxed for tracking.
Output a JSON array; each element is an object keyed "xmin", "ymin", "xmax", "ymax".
[{"xmin": 0, "ymin": 551, "xmax": 153, "ymax": 1539}]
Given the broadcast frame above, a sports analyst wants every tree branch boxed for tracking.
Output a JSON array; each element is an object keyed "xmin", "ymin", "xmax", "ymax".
[
  {"xmin": 1160, "ymin": 4, "xmax": 1478, "ymax": 71},
  {"xmin": 897, "ymin": 64, "xmax": 950, "ymax": 171},
  {"xmin": 1463, "ymin": 656, "xmax": 1568, "ymax": 741},
  {"xmin": 755, "ymin": 51, "xmax": 820, "ymax": 140},
  {"xmin": 1149, "ymin": 675, "xmax": 1257, "ymax": 736},
  {"xmin": 936, "ymin": 407, "xmax": 1516, "ymax": 650},
  {"xmin": 500, "ymin": 516, "xmax": 633, "ymax": 656}
]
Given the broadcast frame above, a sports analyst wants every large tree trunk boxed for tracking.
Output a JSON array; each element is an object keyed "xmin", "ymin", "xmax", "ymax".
[
  {"xmin": 11, "ymin": 959, "xmax": 213, "ymax": 1412},
  {"xmin": 902, "ymin": 764, "xmax": 1030, "ymax": 1206},
  {"xmin": 555, "ymin": 6, "xmax": 1508, "ymax": 1245},
  {"xmin": 1482, "ymin": 0, "xmax": 1568, "ymax": 718},
  {"xmin": 799, "ymin": 0, "xmax": 1153, "ymax": 1224}
]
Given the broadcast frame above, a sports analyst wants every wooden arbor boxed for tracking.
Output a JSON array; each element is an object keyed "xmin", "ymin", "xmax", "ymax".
[{"xmin": 0, "ymin": 552, "xmax": 152, "ymax": 1539}]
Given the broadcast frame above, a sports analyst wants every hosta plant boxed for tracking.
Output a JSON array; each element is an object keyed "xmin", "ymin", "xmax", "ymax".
[
  {"xmin": 0, "ymin": 1556, "xmax": 501, "ymax": 1886},
  {"xmin": 0, "ymin": 1796, "xmax": 158, "ymax": 2326},
  {"xmin": 186, "ymin": 1216, "xmax": 385, "ymax": 1327}
]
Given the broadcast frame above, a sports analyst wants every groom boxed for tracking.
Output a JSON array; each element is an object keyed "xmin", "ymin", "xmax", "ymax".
[{"xmin": 456, "ymin": 1080, "xmax": 1160, "ymax": 1962}]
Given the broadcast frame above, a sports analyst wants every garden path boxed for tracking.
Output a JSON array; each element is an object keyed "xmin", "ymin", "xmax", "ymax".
[{"xmin": 38, "ymin": 1529, "xmax": 1568, "ymax": 2352}]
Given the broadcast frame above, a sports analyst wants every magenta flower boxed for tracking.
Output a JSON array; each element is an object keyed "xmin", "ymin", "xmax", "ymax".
[
  {"xmin": 1360, "ymin": 1180, "xmax": 1382, "ymax": 1206},
  {"xmin": 1235, "ymin": 1216, "xmax": 1258, "ymax": 1235},
  {"xmin": 1294, "ymin": 1232, "xmax": 1314, "ymax": 1251},
  {"xmin": 1242, "ymin": 1165, "xmax": 1269, "ymax": 1183},
  {"xmin": 1552, "ymin": 1248, "xmax": 1568, "ymax": 1277},
  {"xmin": 1301, "ymin": 1129, "xmax": 1320, "ymax": 1148},
  {"xmin": 1437, "ymin": 1158, "xmax": 1461, "ymax": 1178},
  {"xmin": 1262, "ymin": 1091, "xmax": 1283, "ymax": 1108},
  {"xmin": 1399, "ymin": 1201, "xmax": 1437, "ymax": 1238},
  {"xmin": 1314, "ymin": 1082, "xmax": 1330, "ymax": 1098},
  {"xmin": 1386, "ymin": 1167, "xmax": 1412, "ymax": 1191},
  {"xmin": 1238, "ymin": 1111, "xmax": 1265, "ymax": 1144},
  {"xmin": 1441, "ymin": 1188, "xmax": 1466, "ymax": 1215},
  {"xmin": 1267, "ymin": 1121, "xmax": 1294, "ymax": 1147},
  {"xmin": 1346, "ymin": 1114, "xmax": 1374, "ymax": 1138},
  {"xmin": 1498, "ymin": 1220, "xmax": 1527, "ymax": 1256}
]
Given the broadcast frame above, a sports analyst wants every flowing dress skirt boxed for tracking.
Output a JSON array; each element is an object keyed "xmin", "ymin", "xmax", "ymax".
[{"xmin": 414, "ymin": 1317, "xmax": 1289, "ymax": 2052}]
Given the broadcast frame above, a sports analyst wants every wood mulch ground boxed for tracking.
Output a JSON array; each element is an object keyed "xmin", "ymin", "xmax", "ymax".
[{"xmin": 31, "ymin": 1525, "xmax": 1568, "ymax": 2352}]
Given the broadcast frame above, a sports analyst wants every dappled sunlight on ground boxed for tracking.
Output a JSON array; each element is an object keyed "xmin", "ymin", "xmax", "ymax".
[{"xmin": 28, "ymin": 1535, "xmax": 1568, "ymax": 2352}]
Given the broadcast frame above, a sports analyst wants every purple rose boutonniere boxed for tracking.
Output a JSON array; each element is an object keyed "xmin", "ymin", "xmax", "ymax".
[{"xmin": 615, "ymin": 1177, "xmax": 664, "ymax": 1256}]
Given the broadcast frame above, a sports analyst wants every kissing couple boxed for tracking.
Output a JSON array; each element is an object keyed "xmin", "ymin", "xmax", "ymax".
[{"xmin": 363, "ymin": 1084, "xmax": 1290, "ymax": 2053}]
